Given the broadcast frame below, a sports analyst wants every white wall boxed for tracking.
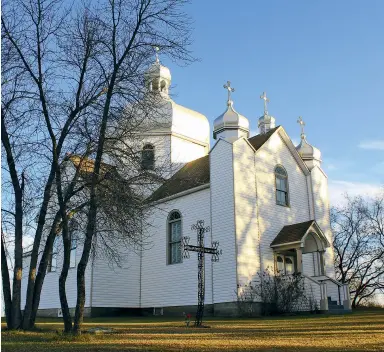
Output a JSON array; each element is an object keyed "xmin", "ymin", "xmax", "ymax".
[
  {"xmin": 302, "ymin": 253, "xmax": 315, "ymax": 276},
  {"xmin": 92, "ymin": 249, "xmax": 141, "ymax": 308},
  {"xmin": 310, "ymin": 166, "xmax": 335, "ymax": 278},
  {"xmin": 232, "ymin": 139, "xmax": 260, "ymax": 286},
  {"xmin": 21, "ymin": 241, "xmax": 92, "ymax": 310},
  {"xmin": 255, "ymin": 132, "xmax": 311, "ymax": 273},
  {"xmin": 210, "ymin": 140, "xmax": 238, "ymax": 303},
  {"xmin": 141, "ymin": 188, "xmax": 212, "ymax": 307},
  {"xmin": 171, "ymin": 135, "xmax": 207, "ymax": 172}
]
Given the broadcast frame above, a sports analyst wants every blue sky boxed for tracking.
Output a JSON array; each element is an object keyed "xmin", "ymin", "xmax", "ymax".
[{"xmin": 162, "ymin": 0, "xmax": 384, "ymax": 205}]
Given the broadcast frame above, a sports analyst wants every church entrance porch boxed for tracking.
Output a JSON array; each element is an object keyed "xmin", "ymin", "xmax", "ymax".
[
  {"xmin": 270, "ymin": 220, "xmax": 329, "ymax": 276},
  {"xmin": 270, "ymin": 220, "xmax": 351, "ymax": 312}
]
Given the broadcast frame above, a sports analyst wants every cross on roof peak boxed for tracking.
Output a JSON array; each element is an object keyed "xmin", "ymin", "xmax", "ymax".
[
  {"xmin": 223, "ymin": 81, "xmax": 235, "ymax": 106},
  {"xmin": 297, "ymin": 116, "xmax": 306, "ymax": 138},
  {"xmin": 260, "ymin": 92, "xmax": 270, "ymax": 115},
  {"xmin": 154, "ymin": 46, "xmax": 160, "ymax": 63}
]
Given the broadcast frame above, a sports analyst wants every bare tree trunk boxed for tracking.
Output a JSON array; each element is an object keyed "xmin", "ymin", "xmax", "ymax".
[
  {"xmin": 22, "ymin": 169, "xmax": 58, "ymax": 329},
  {"xmin": 1, "ymin": 231, "xmax": 12, "ymax": 329},
  {"xmin": 28, "ymin": 212, "xmax": 61, "ymax": 327},
  {"xmin": 73, "ymin": 81, "xmax": 115, "ymax": 334},
  {"xmin": 1, "ymin": 114, "xmax": 23, "ymax": 329},
  {"xmin": 56, "ymin": 165, "xmax": 72, "ymax": 333},
  {"xmin": 73, "ymin": 235, "xmax": 93, "ymax": 334},
  {"xmin": 59, "ymin": 234, "xmax": 72, "ymax": 332}
]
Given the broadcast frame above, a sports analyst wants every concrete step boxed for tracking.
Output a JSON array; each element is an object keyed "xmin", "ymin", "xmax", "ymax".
[
  {"xmin": 329, "ymin": 304, "xmax": 344, "ymax": 310},
  {"xmin": 327, "ymin": 297, "xmax": 338, "ymax": 306}
]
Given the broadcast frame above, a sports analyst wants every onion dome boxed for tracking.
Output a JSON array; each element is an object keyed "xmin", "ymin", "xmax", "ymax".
[
  {"xmin": 296, "ymin": 136, "xmax": 321, "ymax": 161},
  {"xmin": 296, "ymin": 117, "xmax": 322, "ymax": 169},
  {"xmin": 258, "ymin": 114, "xmax": 276, "ymax": 135},
  {"xmin": 258, "ymin": 92, "xmax": 276, "ymax": 134},
  {"xmin": 213, "ymin": 81, "xmax": 249, "ymax": 141},
  {"xmin": 144, "ymin": 50, "xmax": 171, "ymax": 97}
]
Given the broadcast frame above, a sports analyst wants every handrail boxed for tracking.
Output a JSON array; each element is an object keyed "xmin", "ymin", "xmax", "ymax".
[
  {"xmin": 303, "ymin": 274, "xmax": 321, "ymax": 286},
  {"xmin": 312, "ymin": 275, "xmax": 343, "ymax": 287}
]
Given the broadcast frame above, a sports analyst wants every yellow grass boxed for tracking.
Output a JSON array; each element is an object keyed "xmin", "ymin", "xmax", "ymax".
[{"xmin": 2, "ymin": 310, "xmax": 384, "ymax": 351}]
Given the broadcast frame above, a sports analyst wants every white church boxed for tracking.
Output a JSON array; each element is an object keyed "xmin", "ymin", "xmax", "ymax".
[{"xmin": 22, "ymin": 56, "xmax": 352, "ymax": 317}]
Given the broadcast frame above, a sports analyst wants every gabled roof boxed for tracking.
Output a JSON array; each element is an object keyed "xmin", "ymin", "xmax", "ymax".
[
  {"xmin": 148, "ymin": 155, "xmax": 210, "ymax": 202},
  {"xmin": 248, "ymin": 126, "xmax": 280, "ymax": 150},
  {"xmin": 270, "ymin": 220, "xmax": 315, "ymax": 247},
  {"xmin": 148, "ymin": 127, "xmax": 282, "ymax": 202},
  {"xmin": 270, "ymin": 220, "xmax": 330, "ymax": 251}
]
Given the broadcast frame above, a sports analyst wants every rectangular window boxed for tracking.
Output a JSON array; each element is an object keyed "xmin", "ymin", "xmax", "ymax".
[
  {"xmin": 47, "ymin": 239, "xmax": 58, "ymax": 272},
  {"xmin": 275, "ymin": 167, "xmax": 289, "ymax": 206},
  {"xmin": 70, "ymin": 238, "xmax": 77, "ymax": 268},
  {"xmin": 169, "ymin": 221, "xmax": 182, "ymax": 264},
  {"xmin": 276, "ymin": 177, "xmax": 288, "ymax": 206}
]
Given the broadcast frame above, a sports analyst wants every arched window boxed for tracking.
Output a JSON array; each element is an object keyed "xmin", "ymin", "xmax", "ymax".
[
  {"xmin": 168, "ymin": 211, "xmax": 182, "ymax": 264},
  {"xmin": 276, "ymin": 255, "xmax": 284, "ymax": 273},
  {"xmin": 275, "ymin": 165, "xmax": 289, "ymax": 206},
  {"xmin": 160, "ymin": 80, "xmax": 166, "ymax": 92},
  {"xmin": 285, "ymin": 257, "xmax": 294, "ymax": 274},
  {"xmin": 141, "ymin": 144, "xmax": 155, "ymax": 170}
]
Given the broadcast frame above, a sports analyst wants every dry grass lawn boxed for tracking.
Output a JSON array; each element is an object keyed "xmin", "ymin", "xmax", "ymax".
[{"xmin": 1, "ymin": 310, "xmax": 384, "ymax": 351}]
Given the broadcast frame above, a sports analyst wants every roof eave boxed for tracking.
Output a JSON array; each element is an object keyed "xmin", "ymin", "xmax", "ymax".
[{"xmin": 148, "ymin": 183, "xmax": 210, "ymax": 205}]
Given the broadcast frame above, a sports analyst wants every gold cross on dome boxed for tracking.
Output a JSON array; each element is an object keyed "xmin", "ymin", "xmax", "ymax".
[
  {"xmin": 223, "ymin": 81, "xmax": 235, "ymax": 104},
  {"xmin": 297, "ymin": 116, "xmax": 306, "ymax": 135},
  {"xmin": 260, "ymin": 92, "xmax": 269, "ymax": 115}
]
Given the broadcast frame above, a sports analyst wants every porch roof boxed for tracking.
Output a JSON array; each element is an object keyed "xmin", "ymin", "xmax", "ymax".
[{"xmin": 270, "ymin": 220, "xmax": 330, "ymax": 249}]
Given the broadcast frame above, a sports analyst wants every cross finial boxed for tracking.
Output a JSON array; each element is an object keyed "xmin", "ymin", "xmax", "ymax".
[
  {"xmin": 297, "ymin": 116, "xmax": 306, "ymax": 138},
  {"xmin": 260, "ymin": 92, "xmax": 269, "ymax": 115},
  {"xmin": 223, "ymin": 81, "xmax": 235, "ymax": 106},
  {"xmin": 154, "ymin": 46, "xmax": 160, "ymax": 63}
]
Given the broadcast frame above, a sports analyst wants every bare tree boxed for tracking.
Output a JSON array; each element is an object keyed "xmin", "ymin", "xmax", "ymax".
[
  {"xmin": 332, "ymin": 192, "xmax": 384, "ymax": 308},
  {"xmin": 2, "ymin": 0, "xmax": 193, "ymax": 332},
  {"xmin": 69, "ymin": 0, "xmax": 193, "ymax": 333}
]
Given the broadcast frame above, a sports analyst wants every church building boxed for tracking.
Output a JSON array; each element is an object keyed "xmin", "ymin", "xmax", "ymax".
[{"xmin": 21, "ymin": 56, "xmax": 351, "ymax": 317}]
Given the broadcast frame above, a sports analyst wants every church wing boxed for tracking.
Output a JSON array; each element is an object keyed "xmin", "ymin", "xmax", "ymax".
[{"xmin": 147, "ymin": 155, "xmax": 210, "ymax": 202}]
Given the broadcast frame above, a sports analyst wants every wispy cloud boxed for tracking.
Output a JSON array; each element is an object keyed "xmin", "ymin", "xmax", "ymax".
[
  {"xmin": 328, "ymin": 180, "xmax": 383, "ymax": 206},
  {"xmin": 358, "ymin": 140, "xmax": 384, "ymax": 150}
]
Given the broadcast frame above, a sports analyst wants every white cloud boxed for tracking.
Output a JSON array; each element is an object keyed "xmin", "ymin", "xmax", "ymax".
[
  {"xmin": 328, "ymin": 180, "xmax": 383, "ymax": 207},
  {"xmin": 358, "ymin": 140, "xmax": 384, "ymax": 150}
]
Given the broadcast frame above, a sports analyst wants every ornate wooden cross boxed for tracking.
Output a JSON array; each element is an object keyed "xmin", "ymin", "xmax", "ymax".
[
  {"xmin": 260, "ymin": 91, "xmax": 270, "ymax": 115},
  {"xmin": 182, "ymin": 220, "xmax": 222, "ymax": 327}
]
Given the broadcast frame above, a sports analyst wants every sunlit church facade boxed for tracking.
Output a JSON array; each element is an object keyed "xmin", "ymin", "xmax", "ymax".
[{"xmin": 22, "ymin": 57, "xmax": 352, "ymax": 317}]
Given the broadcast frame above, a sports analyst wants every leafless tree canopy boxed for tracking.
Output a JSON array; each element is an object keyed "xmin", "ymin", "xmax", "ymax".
[
  {"xmin": 2, "ymin": 0, "xmax": 194, "ymax": 332},
  {"xmin": 332, "ymin": 192, "xmax": 384, "ymax": 307}
]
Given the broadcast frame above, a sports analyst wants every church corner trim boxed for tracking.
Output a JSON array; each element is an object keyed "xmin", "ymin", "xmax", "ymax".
[{"xmin": 276, "ymin": 127, "xmax": 310, "ymax": 176}]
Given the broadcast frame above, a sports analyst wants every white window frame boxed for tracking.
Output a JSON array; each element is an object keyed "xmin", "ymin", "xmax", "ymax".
[
  {"xmin": 275, "ymin": 254, "xmax": 296, "ymax": 275},
  {"xmin": 275, "ymin": 165, "xmax": 289, "ymax": 207},
  {"xmin": 168, "ymin": 211, "xmax": 182, "ymax": 265}
]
